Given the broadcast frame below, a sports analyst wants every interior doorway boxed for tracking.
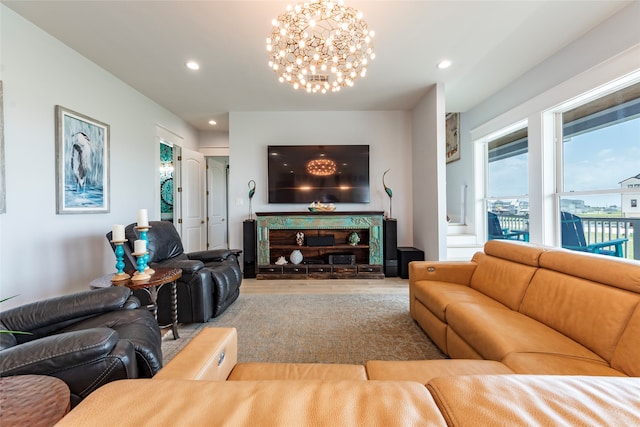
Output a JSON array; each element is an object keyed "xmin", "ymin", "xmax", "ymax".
[
  {"xmin": 179, "ymin": 146, "xmax": 207, "ymax": 252},
  {"xmin": 207, "ymin": 157, "xmax": 229, "ymax": 249},
  {"xmin": 159, "ymin": 141, "xmax": 175, "ymax": 222}
]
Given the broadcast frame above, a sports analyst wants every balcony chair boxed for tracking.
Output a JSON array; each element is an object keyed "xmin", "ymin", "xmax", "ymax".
[
  {"xmin": 487, "ymin": 212, "xmax": 529, "ymax": 241},
  {"xmin": 560, "ymin": 211, "xmax": 627, "ymax": 257},
  {"xmin": 107, "ymin": 221, "xmax": 241, "ymax": 324},
  {"xmin": 0, "ymin": 287, "xmax": 162, "ymax": 407}
]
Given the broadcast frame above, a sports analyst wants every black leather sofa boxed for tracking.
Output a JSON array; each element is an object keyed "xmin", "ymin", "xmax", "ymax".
[
  {"xmin": 110, "ymin": 221, "xmax": 242, "ymax": 323},
  {"xmin": 0, "ymin": 287, "xmax": 162, "ymax": 407}
]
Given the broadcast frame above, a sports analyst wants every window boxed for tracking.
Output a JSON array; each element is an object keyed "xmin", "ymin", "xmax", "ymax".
[
  {"xmin": 485, "ymin": 125, "xmax": 529, "ymax": 242},
  {"xmin": 557, "ymin": 82, "xmax": 640, "ymax": 258}
]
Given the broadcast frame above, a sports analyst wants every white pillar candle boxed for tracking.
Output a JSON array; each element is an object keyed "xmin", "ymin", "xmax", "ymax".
[
  {"xmin": 134, "ymin": 239, "xmax": 147, "ymax": 254},
  {"xmin": 137, "ymin": 209, "xmax": 149, "ymax": 227},
  {"xmin": 112, "ymin": 224, "xmax": 125, "ymax": 241}
]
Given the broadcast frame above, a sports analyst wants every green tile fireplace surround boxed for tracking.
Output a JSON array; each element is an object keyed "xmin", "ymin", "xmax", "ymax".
[{"xmin": 256, "ymin": 212, "xmax": 384, "ymax": 279}]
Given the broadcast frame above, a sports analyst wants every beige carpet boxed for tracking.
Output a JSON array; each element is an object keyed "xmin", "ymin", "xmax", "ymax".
[{"xmin": 162, "ymin": 293, "xmax": 446, "ymax": 364}]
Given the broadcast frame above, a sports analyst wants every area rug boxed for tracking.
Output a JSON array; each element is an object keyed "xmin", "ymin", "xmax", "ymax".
[{"xmin": 162, "ymin": 293, "xmax": 446, "ymax": 364}]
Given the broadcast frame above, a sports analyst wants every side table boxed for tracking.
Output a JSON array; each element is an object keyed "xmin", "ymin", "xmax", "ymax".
[
  {"xmin": 90, "ymin": 267, "xmax": 182, "ymax": 339},
  {"xmin": 0, "ymin": 374, "xmax": 70, "ymax": 427}
]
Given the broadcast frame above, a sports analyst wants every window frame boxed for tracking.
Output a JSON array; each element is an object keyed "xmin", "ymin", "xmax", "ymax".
[
  {"xmin": 553, "ymin": 79, "xmax": 640, "ymax": 209},
  {"xmin": 474, "ymin": 120, "xmax": 529, "ymax": 242}
]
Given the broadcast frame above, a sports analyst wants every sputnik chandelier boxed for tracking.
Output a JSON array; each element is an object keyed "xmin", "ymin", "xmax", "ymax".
[{"xmin": 267, "ymin": 0, "xmax": 375, "ymax": 94}]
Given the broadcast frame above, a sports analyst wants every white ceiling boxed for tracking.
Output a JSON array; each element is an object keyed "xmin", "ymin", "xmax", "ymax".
[{"xmin": 3, "ymin": 1, "xmax": 631, "ymax": 131}]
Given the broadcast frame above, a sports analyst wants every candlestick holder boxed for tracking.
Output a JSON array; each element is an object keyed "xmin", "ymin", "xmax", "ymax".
[
  {"xmin": 135, "ymin": 225, "xmax": 155, "ymax": 274},
  {"xmin": 110, "ymin": 239, "xmax": 131, "ymax": 282},
  {"xmin": 131, "ymin": 251, "xmax": 151, "ymax": 282}
]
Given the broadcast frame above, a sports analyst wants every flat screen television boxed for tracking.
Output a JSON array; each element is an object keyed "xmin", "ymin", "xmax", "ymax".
[{"xmin": 268, "ymin": 145, "xmax": 370, "ymax": 204}]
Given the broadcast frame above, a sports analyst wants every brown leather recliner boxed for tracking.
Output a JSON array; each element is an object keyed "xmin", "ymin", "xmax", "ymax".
[{"xmin": 107, "ymin": 221, "xmax": 241, "ymax": 323}]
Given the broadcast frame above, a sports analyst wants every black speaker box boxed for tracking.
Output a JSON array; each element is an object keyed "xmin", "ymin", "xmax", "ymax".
[
  {"xmin": 328, "ymin": 254, "xmax": 355, "ymax": 265},
  {"xmin": 398, "ymin": 247, "xmax": 425, "ymax": 279},
  {"xmin": 383, "ymin": 219, "xmax": 398, "ymax": 277},
  {"xmin": 307, "ymin": 235, "xmax": 335, "ymax": 246},
  {"xmin": 243, "ymin": 220, "xmax": 257, "ymax": 278}
]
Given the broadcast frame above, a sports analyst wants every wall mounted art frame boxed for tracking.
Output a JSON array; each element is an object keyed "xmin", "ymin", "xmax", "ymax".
[
  {"xmin": 55, "ymin": 105, "xmax": 110, "ymax": 214},
  {"xmin": 0, "ymin": 81, "xmax": 5, "ymax": 214},
  {"xmin": 446, "ymin": 112, "xmax": 460, "ymax": 164}
]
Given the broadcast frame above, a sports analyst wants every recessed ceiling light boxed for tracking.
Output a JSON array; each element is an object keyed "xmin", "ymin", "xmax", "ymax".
[
  {"xmin": 208, "ymin": 120, "xmax": 217, "ymax": 126},
  {"xmin": 186, "ymin": 61, "xmax": 200, "ymax": 70},
  {"xmin": 437, "ymin": 60, "xmax": 452, "ymax": 70}
]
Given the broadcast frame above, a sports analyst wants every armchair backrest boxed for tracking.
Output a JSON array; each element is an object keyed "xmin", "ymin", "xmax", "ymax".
[
  {"xmin": 125, "ymin": 221, "xmax": 185, "ymax": 263},
  {"xmin": 488, "ymin": 212, "xmax": 504, "ymax": 239},
  {"xmin": 560, "ymin": 211, "xmax": 587, "ymax": 248},
  {"xmin": 0, "ymin": 321, "xmax": 17, "ymax": 350}
]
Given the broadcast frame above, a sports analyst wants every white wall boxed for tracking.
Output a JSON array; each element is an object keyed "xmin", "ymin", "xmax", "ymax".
[
  {"xmin": 412, "ymin": 84, "xmax": 447, "ymax": 261},
  {"xmin": 227, "ymin": 111, "xmax": 414, "ymax": 253},
  {"xmin": 0, "ymin": 6, "xmax": 199, "ymax": 308},
  {"xmin": 446, "ymin": 1, "xmax": 640, "ymax": 232},
  {"xmin": 199, "ymin": 129, "xmax": 230, "ymax": 157}
]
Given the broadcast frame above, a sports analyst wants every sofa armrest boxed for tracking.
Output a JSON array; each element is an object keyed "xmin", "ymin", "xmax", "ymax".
[
  {"xmin": 0, "ymin": 328, "xmax": 119, "ymax": 376},
  {"xmin": 187, "ymin": 249, "xmax": 233, "ymax": 263},
  {"xmin": 155, "ymin": 328, "xmax": 237, "ymax": 381},
  {"xmin": 0, "ymin": 287, "xmax": 133, "ymax": 334},
  {"xmin": 409, "ymin": 261, "xmax": 477, "ymax": 286},
  {"xmin": 427, "ymin": 375, "xmax": 640, "ymax": 426},
  {"xmin": 150, "ymin": 259, "xmax": 205, "ymax": 274}
]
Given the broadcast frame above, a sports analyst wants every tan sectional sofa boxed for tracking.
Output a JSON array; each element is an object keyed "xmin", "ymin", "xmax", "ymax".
[
  {"xmin": 56, "ymin": 327, "xmax": 640, "ymax": 426},
  {"xmin": 410, "ymin": 240, "xmax": 640, "ymax": 377},
  {"xmin": 56, "ymin": 241, "xmax": 640, "ymax": 426}
]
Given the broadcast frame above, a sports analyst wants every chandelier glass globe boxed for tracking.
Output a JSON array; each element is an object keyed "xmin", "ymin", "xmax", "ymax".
[{"xmin": 267, "ymin": 0, "xmax": 375, "ymax": 94}]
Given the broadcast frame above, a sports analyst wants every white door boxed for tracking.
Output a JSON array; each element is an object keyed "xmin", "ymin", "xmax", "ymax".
[
  {"xmin": 179, "ymin": 147, "xmax": 206, "ymax": 252},
  {"xmin": 207, "ymin": 157, "xmax": 228, "ymax": 249}
]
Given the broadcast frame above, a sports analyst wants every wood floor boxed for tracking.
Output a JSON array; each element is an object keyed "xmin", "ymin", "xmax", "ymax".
[{"xmin": 240, "ymin": 277, "xmax": 409, "ymax": 295}]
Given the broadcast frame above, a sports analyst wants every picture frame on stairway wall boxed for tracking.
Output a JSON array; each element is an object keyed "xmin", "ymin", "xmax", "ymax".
[
  {"xmin": 55, "ymin": 105, "xmax": 110, "ymax": 214},
  {"xmin": 446, "ymin": 112, "xmax": 460, "ymax": 164}
]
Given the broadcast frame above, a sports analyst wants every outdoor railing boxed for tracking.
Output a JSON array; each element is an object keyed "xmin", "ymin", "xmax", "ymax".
[
  {"xmin": 580, "ymin": 216, "xmax": 638, "ymax": 261},
  {"xmin": 495, "ymin": 214, "xmax": 529, "ymax": 234},
  {"xmin": 493, "ymin": 213, "xmax": 638, "ymax": 260}
]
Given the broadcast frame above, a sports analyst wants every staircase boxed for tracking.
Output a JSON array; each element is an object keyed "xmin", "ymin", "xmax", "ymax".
[
  {"xmin": 446, "ymin": 222, "xmax": 482, "ymax": 261},
  {"xmin": 445, "ymin": 185, "xmax": 481, "ymax": 260}
]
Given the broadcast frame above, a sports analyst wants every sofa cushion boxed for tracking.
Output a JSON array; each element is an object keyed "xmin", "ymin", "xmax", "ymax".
[
  {"xmin": 56, "ymin": 379, "xmax": 448, "ymax": 426},
  {"xmin": 446, "ymin": 303, "xmax": 606, "ymax": 363},
  {"xmin": 611, "ymin": 303, "xmax": 640, "ymax": 376},
  {"xmin": 427, "ymin": 375, "xmax": 640, "ymax": 426},
  {"xmin": 365, "ymin": 359, "xmax": 513, "ymax": 383},
  {"xmin": 469, "ymin": 253, "xmax": 538, "ymax": 310},
  {"xmin": 519, "ymin": 269, "xmax": 639, "ymax": 363},
  {"xmin": 412, "ymin": 280, "xmax": 507, "ymax": 323},
  {"xmin": 502, "ymin": 352, "xmax": 628, "ymax": 376},
  {"xmin": 228, "ymin": 362, "xmax": 367, "ymax": 380},
  {"xmin": 539, "ymin": 248, "xmax": 640, "ymax": 293}
]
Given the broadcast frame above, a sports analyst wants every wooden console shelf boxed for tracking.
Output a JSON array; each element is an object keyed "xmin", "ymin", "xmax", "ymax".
[{"xmin": 256, "ymin": 211, "xmax": 384, "ymax": 279}]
